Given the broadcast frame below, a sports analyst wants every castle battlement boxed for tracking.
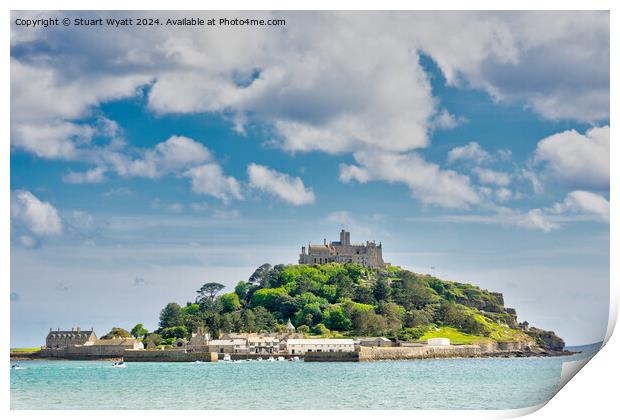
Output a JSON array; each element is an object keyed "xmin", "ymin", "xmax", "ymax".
[{"xmin": 299, "ymin": 229, "xmax": 385, "ymax": 268}]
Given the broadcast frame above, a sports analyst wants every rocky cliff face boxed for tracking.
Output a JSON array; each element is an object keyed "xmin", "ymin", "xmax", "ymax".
[{"xmin": 525, "ymin": 327, "xmax": 565, "ymax": 351}]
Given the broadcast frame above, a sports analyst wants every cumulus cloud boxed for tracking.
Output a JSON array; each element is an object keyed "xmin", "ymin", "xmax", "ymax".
[
  {"xmin": 11, "ymin": 190, "xmax": 62, "ymax": 237},
  {"xmin": 473, "ymin": 167, "xmax": 511, "ymax": 186},
  {"xmin": 62, "ymin": 166, "xmax": 106, "ymax": 184},
  {"xmin": 247, "ymin": 164, "xmax": 315, "ymax": 205},
  {"xmin": 432, "ymin": 109, "xmax": 466, "ymax": 130},
  {"xmin": 108, "ymin": 135, "xmax": 212, "ymax": 179},
  {"xmin": 184, "ymin": 164, "xmax": 243, "ymax": 203},
  {"xmin": 340, "ymin": 152, "xmax": 481, "ymax": 209},
  {"xmin": 10, "ymin": 11, "xmax": 609, "ymax": 209},
  {"xmin": 552, "ymin": 190, "xmax": 610, "ymax": 223},
  {"xmin": 414, "ymin": 12, "xmax": 609, "ymax": 122},
  {"xmin": 447, "ymin": 142, "xmax": 491, "ymax": 165},
  {"xmin": 534, "ymin": 126, "xmax": 609, "ymax": 190}
]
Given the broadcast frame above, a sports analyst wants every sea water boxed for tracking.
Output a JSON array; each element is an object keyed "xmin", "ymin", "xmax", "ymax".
[{"xmin": 10, "ymin": 344, "xmax": 599, "ymax": 410}]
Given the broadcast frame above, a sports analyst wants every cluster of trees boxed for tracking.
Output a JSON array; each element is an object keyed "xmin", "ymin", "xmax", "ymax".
[{"xmin": 135, "ymin": 262, "xmax": 508, "ymax": 343}]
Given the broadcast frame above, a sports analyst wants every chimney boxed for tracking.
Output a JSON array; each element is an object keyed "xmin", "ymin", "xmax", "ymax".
[
  {"xmin": 301, "ymin": 246, "xmax": 306, "ymax": 255},
  {"xmin": 323, "ymin": 238, "xmax": 327, "ymax": 245}
]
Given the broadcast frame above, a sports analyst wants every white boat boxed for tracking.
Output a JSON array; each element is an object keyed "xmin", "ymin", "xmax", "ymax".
[
  {"xmin": 256, "ymin": 357, "xmax": 263, "ymax": 361},
  {"xmin": 111, "ymin": 361, "xmax": 127, "ymax": 368},
  {"xmin": 277, "ymin": 356, "xmax": 285, "ymax": 361},
  {"xmin": 11, "ymin": 363, "xmax": 25, "ymax": 370},
  {"xmin": 194, "ymin": 360, "xmax": 204, "ymax": 364},
  {"xmin": 291, "ymin": 356, "xmax": 300, "ymax": 361},
  {"xmin": 222, "ymin": 354, "xmax": 232, "ymax": 362},
  {"xmin": 267, "ymin": 356, "xmax": 276, "ymax": 362}
]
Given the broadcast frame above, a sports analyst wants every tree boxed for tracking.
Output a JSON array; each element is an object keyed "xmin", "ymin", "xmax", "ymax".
[
  {"xmin": 351, "ymin": 309, "xmax": 387, "ymax": 336},
  {"xmin": 253, "ymin": 306, "xmax": 276, "ymax": 332},
  {"xmin": 130, "ymin": 323, "xmax": 149, "ymax": 339},
  {"xmin": 234, "ymin": 281, "xmax": 250, "ymax": 301},
  {"xmin": 101, "ymin": 327, "xmax": 132, "ymax": 339},
  {"xmin": 378, "ymin": 301, "xmax": 404, "ymax": 334},
  {"xmin": 312, "ymin": 323, "xmax": 331, "ymax": 336},
  {"xmin": 220, "ymin": 293, "xmax": 241, "ymax": 312},
  {"xmin": 324, "ymin": 306, "xmax": 352, "ymax": 331},
  {"xmin": 373, "ymin": 278, "xmax": 391, "ymax": 302},
  {"xmin": 250, "ymin": 287, "xmax": 287, "ymax": 311},
  {"xmin": 160, "ymin": 326, "xmax": 188, "ymax": 340},
  {"xmin": 242, "ymin": 308, "xmax": 256, "ymax": 332},
  {"xmin": 404, "ymin": 309, "xmax": 432, "ymax": 328},
  {"xmin": 248, "ymin": 263, "xmax": 272, "ymax": 285},
  {"xmin": 159, "ymin": 302, "xmax": 183, "ymax": 329},
  {"xmin": 354, "ymin": 285, "xmax": 376, "ymax": 304},
  {"xmin": 196, "ymin": 282, "xmax": 225, "ymax": 303}
]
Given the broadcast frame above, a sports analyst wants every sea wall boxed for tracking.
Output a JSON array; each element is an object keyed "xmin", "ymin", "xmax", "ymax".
[
  {"xmin": 477, "ymin": 341, "xmax": 529, "ymax": 353},
  {"xmin": 304, "ymin": 352, "xmax": 360, "ymax": 362},
  {"xmin": 359, "ymin": 345, "xmax": 481, "ymax": 361},
  {"xmin": 304, "ymin": 345, "xmax": 482, "ymax": 362},
  {"xmin": 123, "ymin": 350, "xmax": 218, "ymax": 362}
]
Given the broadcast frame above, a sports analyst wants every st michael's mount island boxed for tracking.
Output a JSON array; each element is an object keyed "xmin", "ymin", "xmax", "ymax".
[{"xmin": 11, "ymin": 230, "xmax": 571, "ymax": 363}]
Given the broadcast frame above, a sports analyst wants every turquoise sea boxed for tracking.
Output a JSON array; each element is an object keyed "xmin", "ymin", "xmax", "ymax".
[{"xmin": 10, "ymin": 344, "xmax": 599, "ymax": 410}]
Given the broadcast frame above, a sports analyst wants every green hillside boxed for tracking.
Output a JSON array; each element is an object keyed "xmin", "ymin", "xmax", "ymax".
[{"xmin": 145, "ymin": 263, "xmax": 563, "ymax": 350}]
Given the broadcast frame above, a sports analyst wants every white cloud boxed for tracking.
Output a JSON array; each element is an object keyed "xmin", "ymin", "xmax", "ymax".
[
  {"xmin": 340, "ymin": 151, "xmax": 481, "ymax": 209},
  {"xmin": 534, "ymin": 126, "xmax": 609, "ymax": 190},
  {"xmin": 447, "ymin": 142, "xmax": 491, "ymax": 165},
  {"xmin": 327, "ymin": 211, "xmax": 372, "ymax": 237},
  {"xmin": 11, "ymin": 121, "xmax": 93, "ymax": 159},
  {"xmin": 11, "ymin": 190, "xmax": 62, "ymax": 237},
  {"xmin": 414, "ymin": 11, "xmax": 609, "ymax": 122},
  {"xmin": 108, "ymin": 135, "xmax": 212, "ymax": 179},
  {"xmin": 247, "ymin": 163, "xmax": 315, "ymax": 205},
  {"xmin": 62, "ymin": 167, "xmax": 106, "ymax": 184},
  {"xmin": 514, "ymin": 209, "xmax": 559, "ymax": 232},
  {"xmin": 184, "ymin": 164, "xmax": 243, "ymax": 203},
  {"xmin": 473, "ymin": 167, "xmax": 511, "ymax": 186},
  {"xmin": 495, "ymin": 188, "xmax": 513, "ymax": 202},
  {"xmin": 10, "ymin": 11, "xmax": 609, "ymax": 210},
  {"xmin": 432, "ymin": 109, "xmax": 466, "ymax": 130},
  {"xmin": 552, "ymin": 190, "xmax": 610, "ymax": 223}
]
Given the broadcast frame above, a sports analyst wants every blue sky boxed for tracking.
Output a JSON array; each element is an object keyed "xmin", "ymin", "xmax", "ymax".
[{"xmin": 10, "ymin": 11, "xmax": 609, "ymax": 346}]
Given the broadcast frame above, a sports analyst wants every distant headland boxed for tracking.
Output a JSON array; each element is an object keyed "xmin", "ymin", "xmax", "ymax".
[{"xmin": 12, "ymin": 230, "xmax": 570, "ymax": 362}]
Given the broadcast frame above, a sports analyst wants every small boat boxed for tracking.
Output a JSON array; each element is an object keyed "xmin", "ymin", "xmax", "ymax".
[
  {"xmin": 194, "ymin": 360, "xmax": 204, "ymax": 364},
  {"xmin": 267, "ymin": 356, "xmax": 276, "ymax": 362},
  {"xmin": 11, "ymin": 363, "xmax": 25, "ymax": 370},
  {"xmin": 111, "ymin": 361, "xmax": 127, "ymax": 368},
  {"xmin": 277, "ymin": 356, "xmax": 285, "ymax": 361},
  {"xmin": 256, "ymin": 357, "xmax": 263, "ymax": 361},
  {"xmin": 222, "ymin": 354, "xmax": 232, "ymax": 362},
  {"xmin": 292, "ymin": 356, "xmax": 300, "ymax": 361}
]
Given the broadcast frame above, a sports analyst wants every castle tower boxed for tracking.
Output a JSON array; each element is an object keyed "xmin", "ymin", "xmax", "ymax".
[{"xmin": 340, "ymin": 229, "xmax": 350, "ymax": 246}]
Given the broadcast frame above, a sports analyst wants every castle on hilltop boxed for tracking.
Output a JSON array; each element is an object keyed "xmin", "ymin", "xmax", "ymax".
[{"xmin": 299, "ymin": 229, "xmax": 385, "ymax": 268}]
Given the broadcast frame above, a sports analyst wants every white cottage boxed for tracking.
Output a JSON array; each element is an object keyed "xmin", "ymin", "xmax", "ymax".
[{"xmin": 286, "ymin": 339, "xmax": 355, "ymax": 355}]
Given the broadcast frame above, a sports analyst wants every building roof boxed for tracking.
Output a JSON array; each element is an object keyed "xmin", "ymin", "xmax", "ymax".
[
  {"xmin": 93, "ymin": 338, "xmax": 138, "ymax": 346},
  {"xmin": 308, "ymin": 245, "xmax": 333, "ymax": 254},
  {"xmin": 247, "ymin": 336, "xmax": 279, "ymax": 343},
  {"xmin": 287, "ymin": 339, "xmax": 355, "ymax": 345},
  {"xmin": 359, "ymin": 336, "xmax": 392, "ymax": 342},
  {"xmin": 47, "ymin": 329, "xmax": 94, "ymax": 336},
  {"xmin": 286, "ymin": 319, "xmax": 295, "ymax": 331}
]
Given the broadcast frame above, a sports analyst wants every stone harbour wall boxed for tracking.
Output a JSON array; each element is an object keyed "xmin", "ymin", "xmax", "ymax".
[
  {"xmin": 123, "ymin": 350, "xmax": 218, "ymax": 362},
  {"xmin": 304, "ymin": 351, "xmax": 360, "ymax": 362},
  {"xmin": 358, "ymin": 345, "xmax": 482, "ymax": 361}
]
